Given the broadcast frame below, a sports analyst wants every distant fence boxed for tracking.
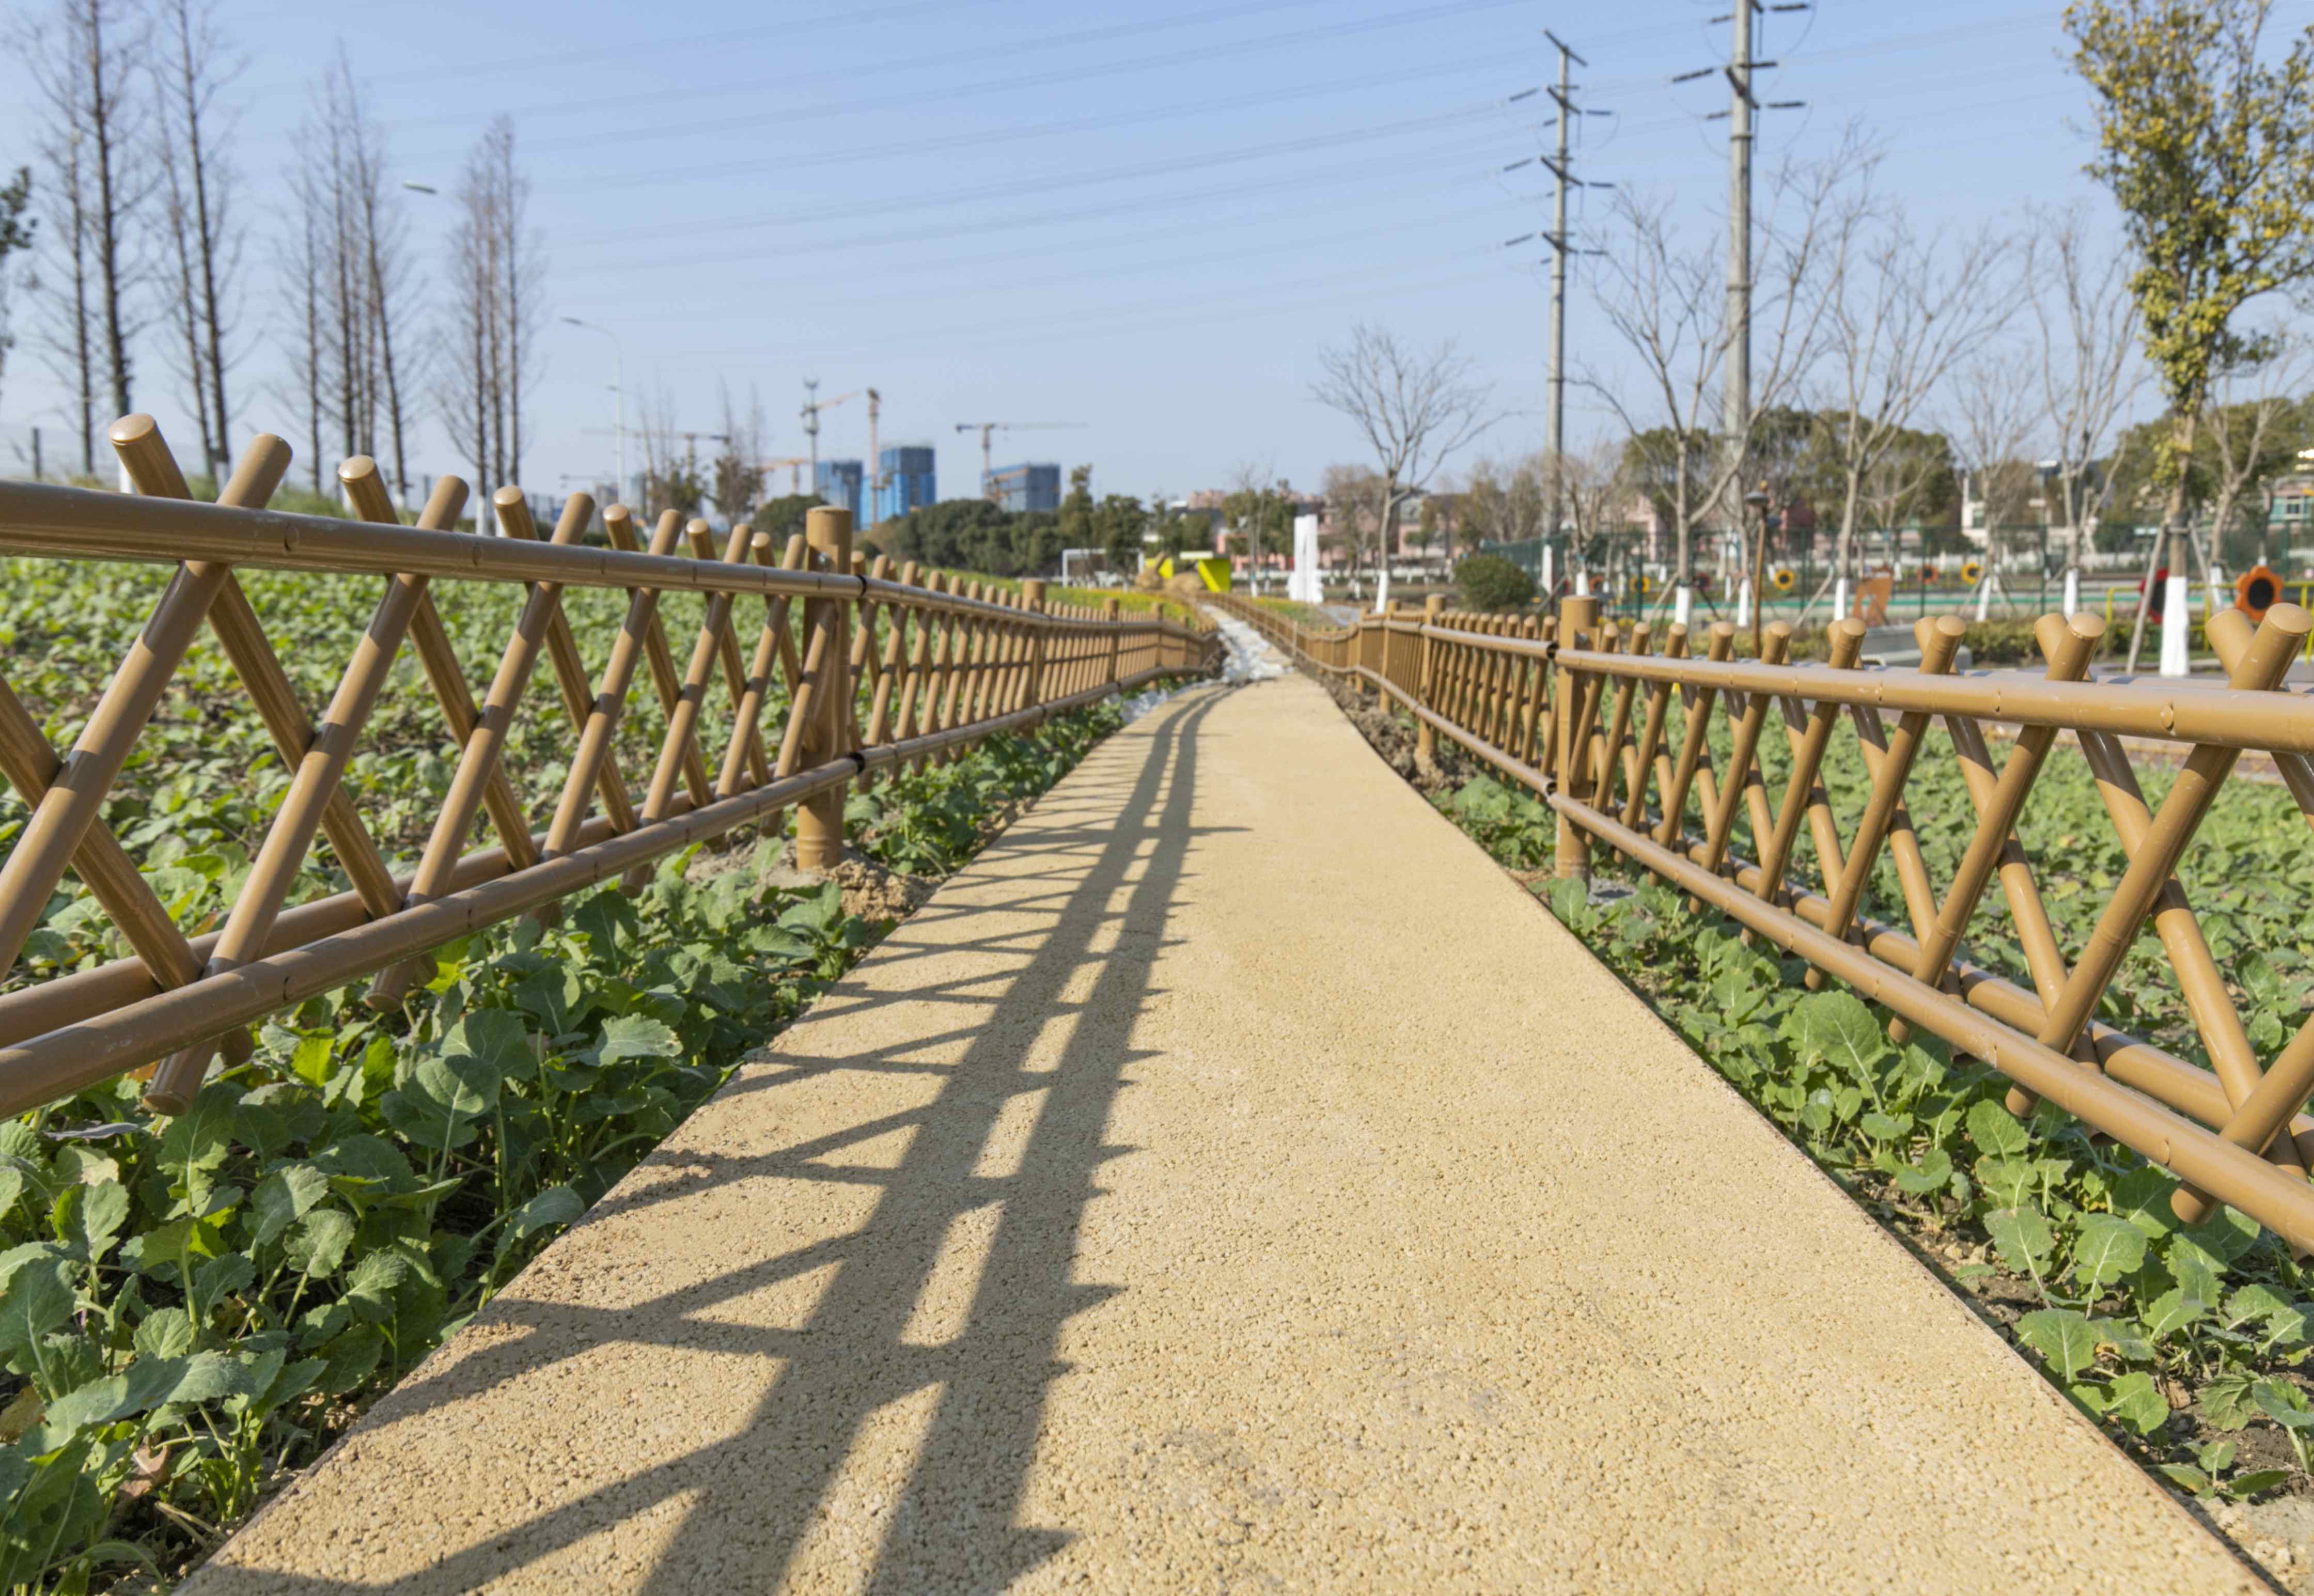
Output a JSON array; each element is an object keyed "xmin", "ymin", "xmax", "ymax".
[
  {"xmin": 1216, "ymin": 589, "xmax": 2314, "ymax": 1253},
  {"xmin": 0, "ymin": 415, "xmax": 1219, "ymax": 1118}
]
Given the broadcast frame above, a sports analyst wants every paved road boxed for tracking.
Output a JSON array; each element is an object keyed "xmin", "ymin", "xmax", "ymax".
[{"xmin": 190, "ymin": 668, "xmax": 2257, "ymax": 1593}]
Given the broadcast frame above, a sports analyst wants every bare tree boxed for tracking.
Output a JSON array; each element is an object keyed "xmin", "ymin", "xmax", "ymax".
[
  {"xmin": 436, "ymin": 117, "xmax": 540, "ymax": 504},
  {"xmin": 486, "ymin": 118, "xmax": 540, "ymax": 489},
  {"xmin": 284, "ymin": 53, "xmax": 423, "ymax": 504},
  {"xmin": 1585, "ymin": 137, "xmax": 1860, "ymax": 620},
  {"xmin": 1948, "ymin": 352, "xmax": 2040, "ymax": 545},
  {"xmin": 437, "ymin": 152, "xmax": 495, "ymax": 511},
  {"xmin": 630, "ymin": 386, "xmax": 703, "ymax": 520},
  {"xmin": 1559, "ymin": 437, "xmax": 1630, "ymax": 581},
  {"xmin": 1458, "ymin": 451, "xmax": 1549, "ymax": 553},
  {"xmin": 2202, "ymin": 332, "xmax": 2314, "ymax": 566},
  {"xmin": 1310, "ymin": 323, "xmax": 1496, "ymax": 607},
  {"xmin": 1857, "ymin": 439, "xmax": 1943, "ymax": 536},
  {"xmin": 20, "ymin": 0, "xmax": 151, "ymax": 473},
  {"xmin": 150, "ymin": 0, "xmax": 242, "ymax": 481},
  {"xmin": 1817, "ymin": 194, "xmax": 2021, "ymax": 598},
  {"xmin": 2026, "ymin": 204, "xmax": 2145, "ymax": 579},
  {"xmin": 277, "ymin": 192, "xmax": 326, "ymax": 493},
  {"xmin": 1319, "ymin": 462, "xmax": 1387, "ymax": 593},
  {"xmin": 339, "ymin": 54, "xmax": 419, "ymax": 504},
  {"xmin": 711, "ymin": 379, "xmax": 767, "ymax": 525}
]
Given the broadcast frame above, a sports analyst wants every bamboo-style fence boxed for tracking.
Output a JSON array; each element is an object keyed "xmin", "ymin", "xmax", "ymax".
[
  {"xmin": 1215, "ymin": 588, "xmax": 2314, "ymax": 1252},
  {"xmin": 0, "ymin": 417, "xmax": 1218, "ymax": 1118}
]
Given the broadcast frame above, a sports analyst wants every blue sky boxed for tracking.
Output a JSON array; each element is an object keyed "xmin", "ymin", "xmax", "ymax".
[{"xmin": 0, "ymin": 1, "xmax": 2260, "ymax": 507}]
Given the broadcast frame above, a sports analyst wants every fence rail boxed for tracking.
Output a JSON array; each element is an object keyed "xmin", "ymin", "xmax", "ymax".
[
  {"xmin": 0, "ymin": 416, "xmax": 1219, "ymax": 1119},
  {"xmin": 1215, "ymin": 589, "xmax": 2314, "ymax": 1253}
]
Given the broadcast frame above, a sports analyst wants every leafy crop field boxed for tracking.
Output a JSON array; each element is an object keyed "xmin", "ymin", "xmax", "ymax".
[
  {"xmin": 1431, "ymin": 695, "xmax": 2314, "ymax": 1522},
  {"xmin": 0, "ymin": 552, "xmax": 1138, "ymax": 1591}
]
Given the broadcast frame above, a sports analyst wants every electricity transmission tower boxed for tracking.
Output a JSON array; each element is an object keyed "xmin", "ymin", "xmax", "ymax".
[
  {"xmin": 1542, "ymin": 30, "xmax": 1610, "ymax": 546},
  {"xmin": 1504, "ymin": 33, "xmax": 1611, "ymax": 582},
  {"xmin": 1673, "ymin": 0, "xmax": 1806, "ymax": 623}
]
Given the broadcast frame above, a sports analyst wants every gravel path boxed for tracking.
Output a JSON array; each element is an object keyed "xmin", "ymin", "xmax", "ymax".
[{"xmin": 190, "ymin": 672, "xmax": 2259, "ymax": 1594}]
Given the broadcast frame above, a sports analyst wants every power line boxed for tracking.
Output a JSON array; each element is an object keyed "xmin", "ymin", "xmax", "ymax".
[
  {"xmin": 557, "ymin": 96, "xmax": 1526, "ymax": 260},
  {"xmin": 577, "ymin": 196, "xmax": 1514, "ymax": 333},
  {"xmin": 371, "ymin": 0, "xmax": 1006, "ymax": 89},
  {"xmin": 556, "ymin": 129, "xmax": 1506, "ymax": 282},
  {"xmin": 571, "ymin": 47, "xmax": 1519, "ymax": 198},
  {"xmin": 400, "ymin": 0, "xmax": 1538, "ymax": 167}
]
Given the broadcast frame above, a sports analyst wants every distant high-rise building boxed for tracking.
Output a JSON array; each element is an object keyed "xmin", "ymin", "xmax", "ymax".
[
  {"xmin": 988, "ymin": 462, "xmax": 1060, "ymax": 513},
  {"xmin": 815, "ymin": 459, "xmax": 864, "ymax": 521},
  {"xmin": 874, "ymin": 445, "xmax": 936, "ymax": 523}
]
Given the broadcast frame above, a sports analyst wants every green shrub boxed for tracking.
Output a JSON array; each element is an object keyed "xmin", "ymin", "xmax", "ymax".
[{"xmin": 1455, "ymin": 554, "xmax": 1534, "ymax": 613}]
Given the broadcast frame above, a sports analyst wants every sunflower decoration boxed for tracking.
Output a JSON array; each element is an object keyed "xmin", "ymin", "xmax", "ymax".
[
  {"xmin": 2238, "ymin": 564, "xmax": 2282, "ymax": 622},
  {"xmin": 1771, "ymin": 567, "xmax": 1795, "ymax": 593},
  {"xmin": 1634, "ymin": 573, "xmax": 1655, "ymax": 597},
  {"xmin": 1919, "ymin": 561, "xmax": 1938, "ymax": 584},
  {"xmin": 1960, "ymin": 558, "xmax": 1985, "ymax": 585}
]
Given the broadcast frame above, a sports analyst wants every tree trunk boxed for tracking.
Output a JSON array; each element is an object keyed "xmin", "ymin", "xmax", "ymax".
[
  {"xmin": 363, "ymin": 216, "xmax": 409, "ymax": 505},
  {"xmin": 87, "ymin": 0, "xmax": 132, "ymax": 426},
  {"xmin": 2127, "ymin": 412, "xmax": 2200, "ymax": 672},
  {"xmin": 68, "ymin": 162, "xmax": 94, "ymax": 476},
  {"xmin": 1834, "ymin": 471, "xmax": 1865, "ymax": 618},
  {"xmin": 191, "ymin": 124, "xmax": 229, "ymax": 468}
]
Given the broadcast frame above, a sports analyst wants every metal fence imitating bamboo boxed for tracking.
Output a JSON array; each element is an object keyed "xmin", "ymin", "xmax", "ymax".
[
  {"xmin": 0, "ymin": 416, "xmax": 1219, "ymax": 1119},
  {"xmin": 1215, "ymin": 589, "xmax": 2314, "ymax": 1253}
]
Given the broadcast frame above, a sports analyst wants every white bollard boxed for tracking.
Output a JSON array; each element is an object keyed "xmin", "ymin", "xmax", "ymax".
[
  {"xmin": 2160, "ymin": 568, "xmax": 2192, "ymax": 677},
  {"xmin": 1833, "ymin": 576, "xmax": 1850, "ymax": 623},
  {"xmin": 2062, "ymin": 567, "xmax": 2080, "ymax": 617}
]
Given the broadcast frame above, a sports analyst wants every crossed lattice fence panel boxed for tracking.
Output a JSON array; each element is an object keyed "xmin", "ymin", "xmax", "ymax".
[
  {"xmin": 1215, "ymin": 587, "xmax": 2314, "ymax": 1251},
  {"xmin": 0, "ymin": 417, "xmax": 1218, "ymax": 1119}
]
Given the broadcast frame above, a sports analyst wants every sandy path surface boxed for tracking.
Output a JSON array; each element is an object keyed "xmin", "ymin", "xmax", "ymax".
[{"xmin": 189, "ymin": 671, "xmax": 2258, "ymax": 1594}]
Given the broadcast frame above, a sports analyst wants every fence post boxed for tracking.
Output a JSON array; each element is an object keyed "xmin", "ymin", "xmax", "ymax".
[
  {"xmin": 1103, "ymin": 597, "xmax": 1122, "ymax": 685},
  {"xmin": 1553, "ymin": 593, "xmax": 1600, "ymax": 881},
  {"xmin": 1023, "ymin": 578, "xmax": 1049, "ymax": 709},
  {"xmin": 796, "ymin": 505, "xmax": 853, "ymax": 870},
  {"xmin": 1415, "ymin": 595, "xmax": 1444, "ymax": 764}
]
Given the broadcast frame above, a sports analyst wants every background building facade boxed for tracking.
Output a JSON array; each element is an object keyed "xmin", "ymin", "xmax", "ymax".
[
  {"xmin": 815, "ymin": 459, "xmax": 865, "ymax": 521},
  {"xmin": 874, "ymin": 445, "xmax": 937, "ymax": 523},
  {"xmin": 989, "ymin": 462, "xmax": 1060, "ymax": 513}
]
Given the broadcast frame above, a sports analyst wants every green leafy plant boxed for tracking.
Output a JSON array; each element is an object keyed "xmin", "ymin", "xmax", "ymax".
[
  {"xmin": 1453, "ymin": 554, "xmax": 1535, "ymax": 614},
  {"xmin": 0, "ymin": 551, "xmax": 1153, "ymax": 1590},
  {"xmin": 1411, "ymin": 680, "xmax": 2314, "ymax": 1515}
]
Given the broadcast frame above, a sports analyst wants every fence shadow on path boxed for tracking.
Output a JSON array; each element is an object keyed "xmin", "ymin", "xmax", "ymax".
[{"xmin": 199, "ymin": 687, "xmax": 1234, "ymax": 1595}]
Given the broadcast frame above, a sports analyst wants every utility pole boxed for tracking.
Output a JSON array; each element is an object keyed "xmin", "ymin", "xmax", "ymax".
[
  {"xmin": 1514, "ymin": 37, "xmax": 1609, "ymax": 598},
  {"xmin": 1543, "ymin": 30, "xmax": 1584, "ymax": 561},
  {"xmin": 1684, "ymin": 0, "xmax": 1804, "ymax": 623},
  {"xmin": 1714, "ymin": 2, "xmax": 1756, "ymax": 629}
]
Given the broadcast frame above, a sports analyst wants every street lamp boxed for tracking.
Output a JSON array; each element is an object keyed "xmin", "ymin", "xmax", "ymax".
[{"xmin": 560, "ymin": 317, "xmax": 626, "ymax": 504}]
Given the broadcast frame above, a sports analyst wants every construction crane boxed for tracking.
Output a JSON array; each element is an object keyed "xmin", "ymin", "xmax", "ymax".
[
  {"xmin": 762, "ymin": 457, "xmax": 811, "ymax": 495},
  {"xmin": 954, "ymin": 421, "xmax": 1088, "ymax": 500},
  {"xmin": 800, "ymin": 380, "xmax": 861, "ymax": 481}
]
